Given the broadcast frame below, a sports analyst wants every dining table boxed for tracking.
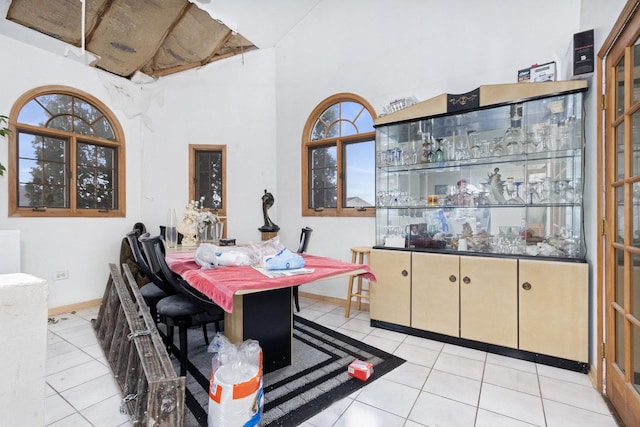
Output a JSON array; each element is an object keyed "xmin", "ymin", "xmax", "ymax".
[{"xmin": 165, "ymin": 247, "xmax": 375, "ymax": 373}]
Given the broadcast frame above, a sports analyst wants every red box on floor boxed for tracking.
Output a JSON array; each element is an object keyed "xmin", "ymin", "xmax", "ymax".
[{"xmin": 348, "ymin": 359, "xmax": 374, "ymax": 381}]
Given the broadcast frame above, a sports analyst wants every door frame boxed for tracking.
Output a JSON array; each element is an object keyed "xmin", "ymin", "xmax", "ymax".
[{"xmin": 597, "ymin": 1, "xmax": 640, "ymax": 424}]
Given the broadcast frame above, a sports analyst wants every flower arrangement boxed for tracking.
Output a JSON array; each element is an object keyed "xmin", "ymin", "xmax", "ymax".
[{"xmin": 177, "ymin": 198, "xmax": 219, "ymax": 246}]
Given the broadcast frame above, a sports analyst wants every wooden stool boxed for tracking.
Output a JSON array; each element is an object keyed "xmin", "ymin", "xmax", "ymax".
[{"xmin": 345, "ymin": 246, "xmax": 371, "ymax": 317}]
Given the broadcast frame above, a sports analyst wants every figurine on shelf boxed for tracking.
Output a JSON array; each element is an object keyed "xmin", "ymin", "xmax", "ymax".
[{"xmin": 487, "ymin": 167, "xmax": 506, "ymax": 204}]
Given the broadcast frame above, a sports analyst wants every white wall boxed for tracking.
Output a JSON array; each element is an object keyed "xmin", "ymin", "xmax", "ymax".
[
  {"xmin": 273, "ymin": 0, "xmax": 585, "ymax": 299},
  {"xmin": 0, "ymin": 33, "xmax": 147, "ymax": 308},
  {"xmin": 0, "ymin": 0, "xmax": 628, "ymax": 373},
  {"xmin": 140, "ymin": 49, "xmax": 278, "ymax": 245}
]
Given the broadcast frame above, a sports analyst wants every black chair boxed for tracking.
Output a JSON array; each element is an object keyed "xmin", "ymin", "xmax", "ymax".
[
  {"xmin": 139, "ymin": 234, "xmax": 224, "ymax": 376},
  {"xmin": 125, "ymin": 229, "xmax": 173, "ymax": 323},
  {"xmin": 293, "ymin": 226, "xmax": 313, "ymax": 312}
]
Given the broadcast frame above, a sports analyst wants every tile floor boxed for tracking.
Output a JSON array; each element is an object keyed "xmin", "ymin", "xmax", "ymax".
[{"xmin": 45, "ymin": 298, "xmax": 622, "ymax": 427}]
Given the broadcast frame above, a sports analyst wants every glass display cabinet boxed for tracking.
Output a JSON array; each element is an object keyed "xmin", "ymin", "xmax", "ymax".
[{"xmin": 374, "ymin": 80, "xmax": 588, "ymax": 260}]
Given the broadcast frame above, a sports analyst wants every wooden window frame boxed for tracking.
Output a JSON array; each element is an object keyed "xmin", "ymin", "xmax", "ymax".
[
  {"xmin": 8, "ymin": 85, "xmax": 125, "ymax": 217},
  {"xmin": 301, "ymin": 93, "xmax": 376, "ymax": 217},
  {"xmin": 189, "ymin": 144, "xmax": 227, "ymax": 234}
]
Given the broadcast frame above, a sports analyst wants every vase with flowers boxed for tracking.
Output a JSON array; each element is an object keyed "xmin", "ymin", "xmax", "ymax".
[{"xmin": 177, "ymin": 198, "xmax": 219, "ymax": 246}]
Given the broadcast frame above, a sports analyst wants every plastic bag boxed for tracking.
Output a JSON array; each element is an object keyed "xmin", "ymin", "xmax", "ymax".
[
  {"xmin": 195, "ymin": 243, "xmax": 257, "ymax": 269},
  {"xmin": 207, "ymin": 333, "xmax": 263, "ymax": 427},
  {"xmin": 264, "ymin": 248, "xmax": 305, "ymax": 270},
  {"xmin": 246, "ymin": 236, "xmax": 285, "ymax": 260}
]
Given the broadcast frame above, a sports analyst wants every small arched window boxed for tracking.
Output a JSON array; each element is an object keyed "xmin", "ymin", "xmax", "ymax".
[
  {"xmin": 8, "ymin": 85, "xmax": 125, "ymax": 217},
  {"xmin": 301, "ymin": 93, "xmax": 376, "ymax": 217}
]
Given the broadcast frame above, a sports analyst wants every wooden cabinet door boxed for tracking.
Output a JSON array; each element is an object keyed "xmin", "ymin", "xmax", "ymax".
[
  {"xmin": 370, "ymin": 249, "xmax": 411, "ymax": 326},
  {"xmin": 460, "ymin": 256, "xmax": 518, "ymax": 348},
  {"xmin": 519, "ymin": 259, "xmax": 588, "ymax": 361},
  {"xmin": 412, "ymin": 252, "xmax": 459, "ymax": 336}
]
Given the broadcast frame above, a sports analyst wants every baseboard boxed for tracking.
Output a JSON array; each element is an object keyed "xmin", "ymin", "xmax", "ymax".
[
  {"xmin": 48, "ymin": 298, "xmax": 102, "ymax": 316},
  {"xmin": 48, "ymin": 291, "xmax": 367, "ymax": 318},
  {"xmin": 298, "ymin": 291, "xmax": 370, "ymax": 311}
]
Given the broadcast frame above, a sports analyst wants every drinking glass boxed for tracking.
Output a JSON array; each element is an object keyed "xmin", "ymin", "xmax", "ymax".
[
  {"xmin": 166, "ymin": 209, "xmax": 178, "ymax": 248},
  {"xmin": 212, "ymin": 221, "xmax": 224, "ymax": 242}
]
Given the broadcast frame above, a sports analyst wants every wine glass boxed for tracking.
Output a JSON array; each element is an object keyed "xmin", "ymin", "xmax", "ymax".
[
  {"xmin": 504, "ymin": 127, "xmax": 523, "ymax": 155},
  {"xmin": 492, "ymin": 137, "xmax": 505, "ymax": 156}
]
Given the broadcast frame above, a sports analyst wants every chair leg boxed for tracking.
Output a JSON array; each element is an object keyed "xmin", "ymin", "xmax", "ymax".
[
  {"xmin": 345, "ymin": 274, "xmax": 355, "ymax": 318},
  {"xmin": 202, "ymin": 324, "xmax": 209, "ymax": 345},
  {"xmin": 165, "ymin": 325, "xmax": 174, "ymax": 353},
  {"xmin": 179, "ymin": 324, "xmax": 188, "ymax": 377},
  {"xmin": 293, "ymin": 286, "xmax": 300, "ymax": 312}
]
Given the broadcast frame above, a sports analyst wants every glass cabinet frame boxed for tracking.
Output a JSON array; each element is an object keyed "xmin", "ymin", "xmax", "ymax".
[{"xmin": 374, "ymin": 80, "xmax": 588, "ymax": 260}]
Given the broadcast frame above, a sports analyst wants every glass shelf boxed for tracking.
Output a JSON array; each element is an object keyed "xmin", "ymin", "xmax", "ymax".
[{"xmin": 374, "ymin": 81, "xmax": 587, "ymax": 259}]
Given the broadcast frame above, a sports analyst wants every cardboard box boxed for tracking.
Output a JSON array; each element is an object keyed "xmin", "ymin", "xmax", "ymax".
[
  {"xmin": 348, "ymin": 359, "xmax": 374, "ymax": 381},
  {"xmin": 518, "ymin": 62, "xmax": 556, "ymax": 83}
]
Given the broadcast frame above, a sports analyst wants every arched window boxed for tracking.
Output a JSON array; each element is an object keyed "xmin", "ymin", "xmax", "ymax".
[
  {"xmin": 8, "ymin": 85, "xmax": 125, "ymax": 217},
  {"xmin": 301, "ymin": 93, "xmax": 376, "ymax": 217}
]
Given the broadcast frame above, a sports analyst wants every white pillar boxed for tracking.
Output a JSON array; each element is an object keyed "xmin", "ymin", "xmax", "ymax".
[{"xmin": 0, "ymin": 273, "xmax": 47, "ymax": 426}]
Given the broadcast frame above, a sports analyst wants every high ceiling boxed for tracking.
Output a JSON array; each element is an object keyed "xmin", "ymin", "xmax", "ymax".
[{"xmin": 2, "ymin": 0, "xmax": 320, "ymax": 81}]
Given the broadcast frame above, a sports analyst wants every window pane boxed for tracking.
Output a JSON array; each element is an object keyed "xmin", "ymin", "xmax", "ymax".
[
  {"xmin": 310, "ymin": 146, "xmax": 337, "ymax": 208},
  {"xmin": 345, "ymin": 140, "xmax": 375, "ymax": 207},
  {"xmin": 634, "ymin": 37, "xmax": 640, "ymax": 104},
  {"xmin": 617, "ymin": 57, "xmax": 625, "ymax": 118},
  {"xmin": 195, "ymin": 150, "xmax": 223, "ymax": 210},
  {"xmin": 49, "ymin": 115, "xmax": 73, "ymax": 132},
  {"xmin": 634, "ymin": 112, "xmax": 640, "ymax": 176},
  {"xmin": 618, "ymin": 123, "xmax": 625, "ymax": 180},
  {"xmin": 341, "ymin": 120, "xmax": 358, "ymax": 137},
  {"xmin": 632, "ymin": 254, "xmax": 640, "ymax": 318},
  {"xmin": 94, "ymin": 117, "xmax": 116, "ymax": 141},
  {"xmin": 74, "ymin": 98, "xmax": 102, "ymax": 124},
  {"xmin": 311, "ymin": 119, "xmax": 327, "ymax": 141},
  {"xmin": 17, "ymin": 132, "xmax": 68, "ymax": 208},
  {"xmin": 320, "ymin": 105, "xmax": 339, "ymax": 128},
  {"xmin": 76, "ymin": 142, "xmax": 116, "ymax": 210},
  {"xmin": 616, "ymin": 310, "xmax": 626, "ymax": 373},
  {"xmin": 37, "ymin": 94, "xmax": 73, "ymax": 116},
  {"xmin": 17, "ymin": 99, "xmax": 49, "ymax": 126},
  {"xmin": 617, "ymin": 185, "xmax": 625, "ymax": 244},
  {"xmin": 616, "ymin": 249, "xmax": 625, "ymax": 305},
  {"xmin": 634, "ymin": 182, "xmax": 640, "ymax": 246},
  {"xmin": 355, "ymin": 112, "xmax": 374, "ymax": 133},
  {"xmin": 73, "ymin": 117, "xmax": 94, "ymax": 136}
]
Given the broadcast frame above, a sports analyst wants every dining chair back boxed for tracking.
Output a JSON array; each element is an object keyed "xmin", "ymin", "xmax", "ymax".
[
  {"xmin": 293, "ymin": 226, "xmax": 313, "ymax": 312},
  {"xmin": 125, "ymin": 229, "xmax": 172, "ymax": 323},
  {"xmin": 139, "ymin": 234, "xmax": 224, "ymax": 377}
]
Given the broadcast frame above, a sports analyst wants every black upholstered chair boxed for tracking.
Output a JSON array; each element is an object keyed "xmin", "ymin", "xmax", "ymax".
[
  {"xmin": 125, "ymin": 230, "xmax": 173, "ymax": 323},
  {"xmin": 139, "ymin": 234, "xmax": 224, "ymax": 376},
  {"xmin": 293, "ymin": 226, "xmax": 313, "ymax": 312}
]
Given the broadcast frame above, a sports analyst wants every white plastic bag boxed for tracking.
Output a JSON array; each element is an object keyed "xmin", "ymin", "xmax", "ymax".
[
  {"xmin": 195, "ymin": 244, "xmax": 257, "ymax": 269},
  {"xmin": 207, "ymin": 333, "xmax": 263, "ymax": 427}
]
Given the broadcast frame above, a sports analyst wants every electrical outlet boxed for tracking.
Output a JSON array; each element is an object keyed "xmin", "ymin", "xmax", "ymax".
[{"xmin": 54, "ymin": 270, "xmax": 69, "ymax": 280}]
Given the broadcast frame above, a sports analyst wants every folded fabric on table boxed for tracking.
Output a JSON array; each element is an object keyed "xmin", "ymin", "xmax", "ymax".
[
  {"xmin": 264, "ymin": 248, "xmax": 304, "ymax": 270},
  {"xmin": 165, "ymin": 252, "xmax": 376, "ymax": 313}
]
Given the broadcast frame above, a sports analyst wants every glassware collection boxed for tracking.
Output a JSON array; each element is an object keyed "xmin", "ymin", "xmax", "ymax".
[{"xmin": 375, "ymin": 84, "xmax": 586, "ymax": 259}]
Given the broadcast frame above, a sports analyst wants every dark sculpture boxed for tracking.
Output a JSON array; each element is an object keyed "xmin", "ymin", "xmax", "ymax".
[{"xmin": 259, "ymin": 189, "xmax": 280, "ymax": 232}]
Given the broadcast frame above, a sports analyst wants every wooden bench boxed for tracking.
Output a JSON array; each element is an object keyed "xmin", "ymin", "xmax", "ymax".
[{"xmin": 92, "ymin": 263, "xmax": 185, "ymax": 426}]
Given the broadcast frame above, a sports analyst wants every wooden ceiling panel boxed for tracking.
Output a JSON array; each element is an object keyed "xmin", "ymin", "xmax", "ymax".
[
  {"xmin": 7, "ymin": 0, "xmax": 108, "ymax": 46},
  {"xmin": 86, "ymin": 0, "xmax": 188, "ymax": 77},
  {"xmin": 141, "ymin": 4, "xmax": 231, "ymax": 75},
  {"xmin": 5, "ymin": 0, "xmax": 258, "ymax": 80}
]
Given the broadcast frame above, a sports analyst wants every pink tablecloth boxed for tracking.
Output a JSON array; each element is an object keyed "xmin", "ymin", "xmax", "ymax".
[{"xmin": 165, "ymin": 251, "xmax": 375, "ymax": 313}]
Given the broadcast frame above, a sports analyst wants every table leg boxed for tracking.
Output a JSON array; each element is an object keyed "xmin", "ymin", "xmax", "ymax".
[{"xmin": 224, "ymin": 287, "xmax": 293, "ymax": 374}]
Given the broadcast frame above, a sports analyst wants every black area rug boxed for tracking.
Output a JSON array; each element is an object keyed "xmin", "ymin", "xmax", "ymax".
[{"xmin": 171, "ymin": 315, "xmax": 405, "ymax": 427}]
